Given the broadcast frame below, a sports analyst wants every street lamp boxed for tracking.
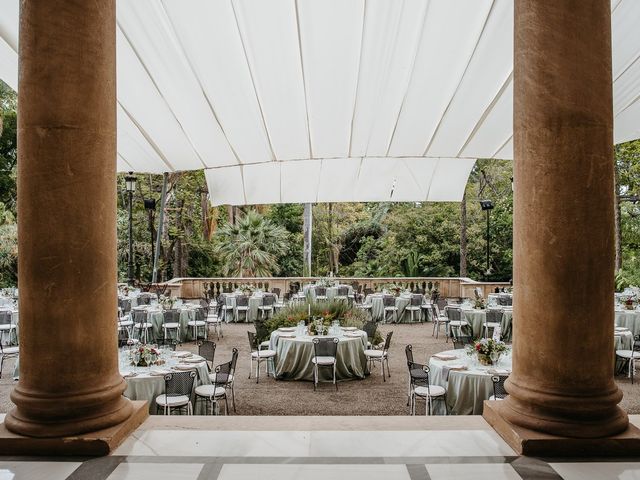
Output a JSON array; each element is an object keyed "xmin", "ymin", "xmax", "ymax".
[
  {"xmin": 479, "ymin": 200, "xmax": 494, "ymax": 278},
  {"xmin": 125, "ymin": 173, "xmax": 137, "ymax": 285}
]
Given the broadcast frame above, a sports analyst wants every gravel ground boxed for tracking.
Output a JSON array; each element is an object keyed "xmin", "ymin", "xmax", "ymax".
[{"xmin": 1, "ymin": 322, "xmax": 638, "ymax": 416}]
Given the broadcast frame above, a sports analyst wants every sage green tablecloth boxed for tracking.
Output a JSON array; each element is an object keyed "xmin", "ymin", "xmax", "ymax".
[
  {"xmin": 271, "ymin": 331, "xmax": 368, "ymax": 381},
  {"xmin": 460, "ymin": 309, "xmax": 513, "ymax": 341},
  {"xmin": 224, "ymin": 294, "xmax": 274, "ymax": 322},
  {"xmin": 304, "ymin": 285, "xmax": 353, "ymax": 303},
  {"xmin": 616, "ymin": 330, "xmax": 635, "ymax": 374},
  {"xmin": 428, "ymin": 349, "xmax": 513, "ymax": 415},
  {"xmin": 135, "ymin": 308, "xmax": 201, "ymax": 343},
  {"xmin": 0, "ymin": 309, "xmax": 18, "ymax": 346},
  {"xmin": 120, "ymin": 350, "xmax": 211, "ymax": 414},
  {"xmin": 615, "ymin": 310, "xmax": 640, "ymax": 336},
  {"xmin": 363, "ymin": 294, "xmax": 423, "ymax": 323}
]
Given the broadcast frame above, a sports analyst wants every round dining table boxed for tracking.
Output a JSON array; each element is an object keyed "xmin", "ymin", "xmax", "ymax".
[
  {"xmin": 269, "ymin": 328, "xmax": 368, "ymax": 381},
  {"xmin": 303, "ymin": 284, "xmax": 354, "ymax": 304},
  {"xmin": 131, "ymin": 305, "xmax": 201, "ymax": 343},
  {"xmin": 223, "ymin": 293, "xmax": 277, "ymax": 323},
  {"xmin": 460, "ymin": 308, "xmax": 513, "ymax": 341},
  {"xmin": 428, "ymin": 348, "xmax": 512, "ymax": 415},
  {"xmin": 363, "ymin": 293, "xmax": 424, "ymax": 323}
]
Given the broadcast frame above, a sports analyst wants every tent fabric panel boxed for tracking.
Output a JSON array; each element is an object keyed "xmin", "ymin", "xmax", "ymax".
[
  {"xmin": 242, "ymin": 163, "xmax": 281, "ymax": 205},
  {"xmin": 316, "ymin": 158, "xmax": 362, "ymax": 203},
  {"xmin": 117, "ymin": 105, "xmax": 170, "ymax": 174},
  {"xmin": 387, "ymin": 0, "xmax": 494, "ymax": 157},
  {"xmin": 233, "ymin": 0, "xmax": 310, "ymax": 161},
  {"xmin": 280, "ymin": 159, "xmax": 321, "ymax": 204},
  {"xmin": 297, "ymin": 0, "xmax": 364, "ymax": 158},
  {"xmin": 162, "ymin": 0, "xmax": 273, "ymax": 166},
  {"xmin": 427, "ymin": 159, "xmax": 476, "ymax": 202},
  {"xmin": 205, "ymin": 167, "xmax": 246, "ymax": 206},
  {"xmin": 117, "ymin": 1, "xmax": 238, "ymax": 169}
]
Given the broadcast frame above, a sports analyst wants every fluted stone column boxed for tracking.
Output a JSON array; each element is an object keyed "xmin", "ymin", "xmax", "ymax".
[
  {"xmin": 486, "ymin": 0, "xmax": 628, "ymax": 440},
  {"xmin": 4, "ymin": 0, "xmax": 134, "ymax": 438}
]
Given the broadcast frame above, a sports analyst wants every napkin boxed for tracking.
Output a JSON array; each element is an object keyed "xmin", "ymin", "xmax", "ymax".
[
  {"xmin": 149, "ymin": 368, "xmax": 171, "ymax": 376},
  {"xmin": 433, "ymin": 353, "xmax": 457, "ymax": 361},
  {"xmin": 442, "ymin": 364, "xmax": 467, "ymax": 380},
  {"xmin": 173, "ymin": 351, "xmax": 192, "ymax": 358},
  {"xmin": 487, "ymin": 368, "xmax": 511, "ymax": 375}
]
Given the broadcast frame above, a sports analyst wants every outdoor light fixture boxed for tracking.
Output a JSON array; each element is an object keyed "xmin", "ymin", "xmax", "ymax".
[
  {"xmin": 125, "ymin": 172, "xmax": 137, "ymax": 286},
  {"xmin": 479, "ymin": 200, "xmax": 494, "ymax": 278},
  {"xmin": 479, "ymin": 200, "xmax": 494, "ymax": 210}
]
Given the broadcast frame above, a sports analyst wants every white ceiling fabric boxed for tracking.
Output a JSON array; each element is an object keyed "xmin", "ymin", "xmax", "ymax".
[{"xmin": 0, "ymin": 0, "xmax": 639, "ymax": 205}]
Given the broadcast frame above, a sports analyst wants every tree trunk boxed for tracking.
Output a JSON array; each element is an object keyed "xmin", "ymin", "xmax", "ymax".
[
  {"xmin": 303, "ymin": 203, "xmax": 312, "ymax": 276},
  {"xmin": 460, "ymin": 191, "xmax": 468, "ymax": 277}
]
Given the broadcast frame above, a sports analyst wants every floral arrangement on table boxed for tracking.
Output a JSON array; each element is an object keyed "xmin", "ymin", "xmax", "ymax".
[
  {"xmin": 130, "ymin": 345, "xmax": 163, "ymax": 367},
  {"xmin": 623, "ymin": 294, "xmax": 638, "ymax": 310},
  {"xmin": 159, "ymin": 295, "xmax": 174, "ymax": 310},
  {"xmin": 473, "ymin": 289, "xmax": 486, "ymax": 309},
  {"xmin": 376, "ymin": 282, "xmax": 403, "ymax": 296},
  {"xmin": 238, "ymin": 283, "xmax": 256, "ymax": 295},
  {"xmin": 315, "ymin": 277, "xmax": 334, "ymax": 288},
  {"xmin": 467, "ymin": 338, "xmax": 509, "ymax": 366}
]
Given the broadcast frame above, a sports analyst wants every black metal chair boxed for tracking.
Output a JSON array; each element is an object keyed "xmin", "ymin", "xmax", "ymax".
[
  {"xmin": 198, "ymin": 340, "xmax": 216, "ymax": 371},
  {"xmin": 312, "ymin": 337, "xmax": 339, "ymax": 391},
  {"xmin": 362, "ymin": 321, "xmax": 377, "ymax": 348},
  {"xmin": 0, "ymin": 342, "xmax": 19, "ymax": 379},
  {"xmin": 132, "ymin": 310, "xmax": 152, "ymax": 344},
  {"xmin": 616, "ymin": 334, "xmax": 640, "ymax": 384},
  {"xmin": 452, "ymin": 335, "xmax": 474, "ymax": 350},
  {"xmin": 195, "ymin": 360, "xmax": 232, "ymax": 415},
  {"xmin": 382, "ymin": 295, "xmax": 398, "ymax": 323},
  {"xmin": 162, "ymin": 309, "xmax": 180, "ymax": 344},
  {"xmin": 315, "ymin": 286, "xmax": 327, "ymax": 302},
  {"xmin": 156, "ymin": 370, "xmax": 196, "ymax": 415},
  {"xmin": 406, "ymin": 294, "xmax": 423, "ymax": 322},
  {"xmin": 235, "ymin": 295, "xmax": 250, "ymax": 322},
  {"xmin": 258, "ymin": 293, "xmax": 276, "ymax": 319},
  {"xmin": 407, "ymin": 361, "xmax": 446, "ymax": 415},
  {"xmin": 405, "ymin": 344, "xmax": 428, "ymax": 406},
  {"xmin": 271, "ymin": 287, "xmax": 281, "ymax": 298},
  {"xmin": 490, "ymin": 375, "xmax": 509, "ymax": 400},
  {"xmin": 484, "ymin": 309, "xmax": 503, "ymax": 338},
  {"xmin": 446, "ymin": 307, "xmax": 469, "ymax": 340}
]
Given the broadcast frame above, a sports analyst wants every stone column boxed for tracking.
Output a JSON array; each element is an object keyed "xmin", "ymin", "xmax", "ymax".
[
  {"xmin": 5, "ymin": 0, "xmax": 134, "ymax": 438},
  {"xmin": 488, "ymin": 0, "xmax": 628, "ymax": 439}
]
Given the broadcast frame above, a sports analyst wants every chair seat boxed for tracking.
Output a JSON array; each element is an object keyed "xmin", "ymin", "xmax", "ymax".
[
  {"xmin": 260, "ymin": 340, "xmax": 270, "ymax": 347},
  {"xmin": 2, "ymin": 346, "xmax": 19, "ymax": 354},
  {"xmin": 312, "ymin": 356, "xmax": 336, "ymax": 365},
  {"xmin": 195, "ymin": 384, "xmax": 227, "ymax": 398},
  {"xmin": 163, "ymin": 322, "xmax": 179, "ymax": 329},
  {"xmin": 155, "ymin": 394, "xmax": 190, "ymax": 407},
  {"xmin": 364, "ymin": 349, "xmax": 386, "ymax": 358},
  {"xmin": 449, "ymin": 321, "xmax": 468, "ymax": 327},
  {"xmin": 206, "ymin": 317, "xmax": 222, "ymax": 324},
  {"xmin": 188, "ymin": 321, "xmax": 206, "ymax": 327},
  {"xmin": 484, "ymin": 322, "xmax": 501, "ymax": 328},
  {"xmin": 0, "ymin": 325, "xmax": 14, "ymax": 330},
  {"xmin": 616, "ymin": 350, "xmax": 640, "ymax": 359},
  {"xmin": 488, "ymin": 395, "xmax": 505, "ymax": 401},
  {"xmin": 258, "ymin": 306, "xmax": 273, "ymax": 310},
  {"xmin": 316, "ymin": 296, "xmax": 327, "ymax": 301},
  {"xmin": 414, "ymin": 385, "xmax": 446, "ymax": 397},
  {"xmin": 384, "ymin": 306, "xmax": 398, "ymax": 311},
  {"xmin": 236, "ymin": 306, "xmax": 249, "ymax": 311},
  {"xmin": 252, "ymin": 349, "xmax": 276, "ymax": 358},
  {"xmin": 406, "ymin": 306, "xmax": 421, "ymax": 311},
  {"xmin": 118, "ymin": 320, "xmax": 134, "ymax": 327},
  {"xmin": 135, "ymin": 323, "xmax": 153, "ymax": 329}
]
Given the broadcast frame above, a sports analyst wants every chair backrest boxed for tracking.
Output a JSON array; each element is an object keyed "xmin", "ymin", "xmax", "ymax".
[
  {"xmin": 212, "ymin": 360, "xmax": 233, "ymax": 387},
  {"xmin": 492, "ymin": 374, "xmax": 509, "ymax": 399},
  {"xmin": 407, "ymin": 361, "xmax": 430, "ymax": 387},
  {"xmin": 315, "ymin": 286, "xmax": 327, "ymax": 296},
  {"xmin": 312, "ymin": 337, "xmax": 339, "ymax": 358},
  {"xmin": 405, "ymin": 344, "xmax": 415, "ymax": 365},
  {"xmin": 271, "ymin": 287, "xmax": 281, "ymax": 298},
  {"xmin": 247, "ymin": 331, "xmax": 259, "ymax": 351},
  {"xmin": 132, "ymin": 310, "xmax": 148, "ymax": 324},
  {"xmin": 198, "ymin": 340, "xmax": 216, "ymax": 368},
  {"xmin": 452, "ymin": 335, "xmax": 473, "ymax": 349},
  {"xmin": 0, "ymin": 311, "xmax": 12, "ymax": 326},
  {"xmin": 410, "ymin": 294, "xmax": 422, "ymax": 306},
  {"xmin": 119, "ymin": 298, "xmax": 132, "ymax": 313},
  {"xmin": 262, "ymin": 294, "xmax": 276, "ymax": 306},
  {"xmin": 431, "ymin": 304, "xmax": 442, "ymax": 320},
  {"xmin": 436, "ymin": 298, "xmax": 447, "ymax": 311},
  {"xmin": 163, "ymin": 371, "xmax": 196, "ymax": 398},
  {"xmin": 362, "ymin": 320, "xmax": 377, "ymax": 340},
  {"xmin": 446, "ymin": 307, "xmax": 462, "ymax": 321},
  {"xmin": 337, "ymin": 286, "xmax": 349, "ymax": 296},
  {"xmin": 163, "ymin": 309, "xmax": 179, "ymax": 324},
  {"xmin": 382, "ymin": 295, "xmax": 396, "ymax": 307},
  {"xmin": 634, "ymin": 335, "xmax": 640, "ymax": 352},
  {"xmin": 485, "ymin": 309, "xmax": 503, "ymax": 324},
  {"xmin": 229, "ymin": 347, "xmax": 239, "ymax": 376},
  {"xmin": 236, "ymin": 295, "xmax": 249, "ymax": 307},
  {"xmin": 363, "ymin": 288, "xmax": 374, "ymax": 297},
  {"xmin": 382, "ymin": 331, "xmax": 394, "ymax": 353}
]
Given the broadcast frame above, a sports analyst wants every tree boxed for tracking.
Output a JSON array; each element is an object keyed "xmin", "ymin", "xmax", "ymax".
[{"xmin": 215, "ymin": 210, "xmax": 289, "ymax": 277}]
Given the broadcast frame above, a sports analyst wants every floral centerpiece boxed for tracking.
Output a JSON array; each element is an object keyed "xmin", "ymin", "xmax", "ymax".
[
  {"xmin": 238, "ymin": 283, "xmax": 255, "ymax": 295},
  {"xmin": 159, "ymin": 295, "xmax": 174, "ymax": 310},
  {"xmin": 467, "ymin": 338, "xmax": 508, "ymax": 366},
  {"xmin": 315, "ymin": 277, "xmax": 333, "ymax": 288},
  {"xmin": 377, "ymin": 282, "xmax": 403, "ymax": 296},
  {"xmin": 130, "ymin": 345, "xmax": 162, "ymax": 367}
]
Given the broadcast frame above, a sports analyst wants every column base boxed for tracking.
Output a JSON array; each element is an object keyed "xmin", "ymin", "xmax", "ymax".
[
  {"xmin": 0, "ymin": 400, "xmax": 148, "ymax": 456},
  {"xmin": 483, "ymin": 401, "xmax": 640, "ymax": 456}
]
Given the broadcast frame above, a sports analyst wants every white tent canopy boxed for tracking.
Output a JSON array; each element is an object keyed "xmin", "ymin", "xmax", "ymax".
[{"xmin": 1, "ymin": 0, "xmax": 639, "ymax": 205}]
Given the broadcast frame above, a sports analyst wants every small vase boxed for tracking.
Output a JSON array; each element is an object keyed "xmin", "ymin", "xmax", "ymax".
[{"xmin": 477, "ymin": 353, "xmax": 493, "ymax": 366}]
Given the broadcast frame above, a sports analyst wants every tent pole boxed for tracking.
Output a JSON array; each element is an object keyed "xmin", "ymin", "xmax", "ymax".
[
  {"xmin": 303, "ymin": 203, "xmax": 313, "ymax": 277},
  {"xmin": 152, "ymin": 172, "xmax": 168, "ymax": 284}
]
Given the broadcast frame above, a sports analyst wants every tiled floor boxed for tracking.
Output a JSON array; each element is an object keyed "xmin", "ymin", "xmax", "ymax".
[{"xmin": 0, "ymin": 416, "xmax": 639, "ymax": 479}]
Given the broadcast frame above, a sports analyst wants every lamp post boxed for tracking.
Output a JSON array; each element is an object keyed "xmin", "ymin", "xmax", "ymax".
[
  {"xmin": 479, "ymin": 200, "xmax": 494, "ymax": 278},
  {"xmin": 124, "ymin": 173, "xmax": 137, "ymax": 285}
]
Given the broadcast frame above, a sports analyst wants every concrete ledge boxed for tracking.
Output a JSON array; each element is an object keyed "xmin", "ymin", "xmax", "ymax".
[
  {"xmin": 0, "ymin": 400, "xmax": 148, "ymax": 456},
  {"xmin": 484, "ymin": 401, "xmax": 640, "ymax": 457}
]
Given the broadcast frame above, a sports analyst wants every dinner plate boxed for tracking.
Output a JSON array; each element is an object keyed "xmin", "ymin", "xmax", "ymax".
[
  {"xmin": 341, "ymin": 326, "xmax": 357, "ymax": 331},
  {"xmin": 173, "ymin": 351, "xmax": 192, "ymax": 358},
  {"xmin": 183, "ymin": 356, "xmax": 205, "ymax": 363},
  {"xmin": 432, "ymin": 354, "xmax": 457, "ymax": 361}
]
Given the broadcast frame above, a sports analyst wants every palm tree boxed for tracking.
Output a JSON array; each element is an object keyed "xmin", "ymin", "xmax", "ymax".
[{"xmin": 215, "ymin": 210, "xmax": 289, "ymax": 277}]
